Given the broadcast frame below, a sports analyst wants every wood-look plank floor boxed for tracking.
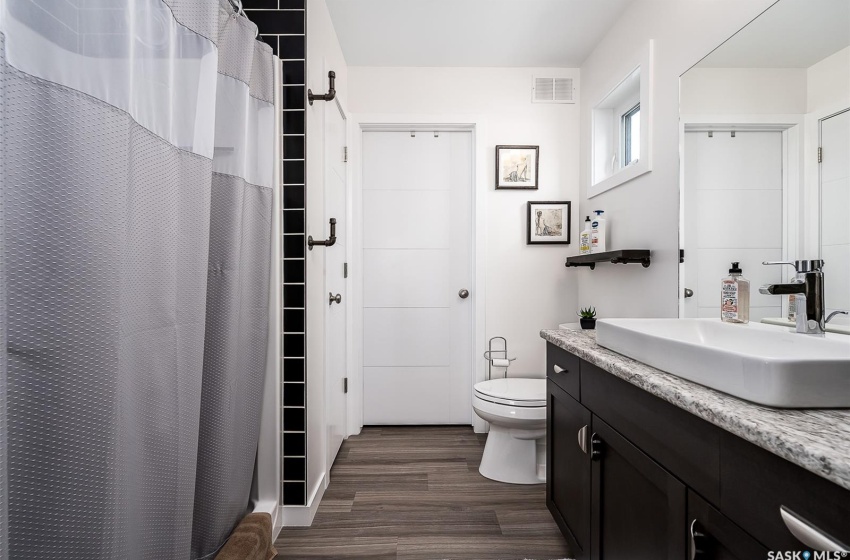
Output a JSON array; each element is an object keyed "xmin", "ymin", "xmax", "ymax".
[{"xmin": 275, "ymin": 426, "xmax": 572, "ymax": 560}]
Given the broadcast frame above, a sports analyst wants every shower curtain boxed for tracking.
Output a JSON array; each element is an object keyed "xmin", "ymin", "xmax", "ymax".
[{"xmin": 0, "ymin": 1, "xmax": 275, "ymax": 558}]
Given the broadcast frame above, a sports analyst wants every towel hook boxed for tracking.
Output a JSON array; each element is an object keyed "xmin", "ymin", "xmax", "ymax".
[
  {"xmin": 308, "ymin": 71, "xmax": 336, "ymax": 106},
  {"xmin": 308, "ymin": 218, "xmax": 337, "ymax": 250}
]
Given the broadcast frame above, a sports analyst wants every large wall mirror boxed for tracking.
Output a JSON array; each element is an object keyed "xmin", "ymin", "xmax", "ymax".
[{"xmin": 678, "ymin": 0, "xmax": 850, "ymax": 327}]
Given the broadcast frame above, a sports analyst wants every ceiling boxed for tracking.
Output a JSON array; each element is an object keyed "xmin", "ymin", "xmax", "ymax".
[
  {"xmin": 696, "ymin": 0, "xmax": 850, "ymax": 68},
  {"xmin": 325, "ymin": 0, "xmax": 633, "ymax": 67}
]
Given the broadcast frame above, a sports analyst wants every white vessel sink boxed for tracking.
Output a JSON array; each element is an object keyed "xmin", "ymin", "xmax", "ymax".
[{"xmin": 596, "ymin": 318, "xmax": 850, "ymax": 408}]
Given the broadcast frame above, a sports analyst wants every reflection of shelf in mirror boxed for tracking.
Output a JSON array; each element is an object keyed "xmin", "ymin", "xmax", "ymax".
[{"xmin": 565, "ymin": 250, "xmax": 651, "ymax": 271}]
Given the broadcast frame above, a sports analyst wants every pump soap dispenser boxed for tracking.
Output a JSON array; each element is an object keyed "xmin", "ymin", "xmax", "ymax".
[{"xmin": 721, "ymin": 262, "xmax": 750, "ymax": 324}]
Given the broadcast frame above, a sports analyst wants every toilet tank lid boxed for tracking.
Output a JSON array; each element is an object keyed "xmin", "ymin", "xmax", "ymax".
[{"xmin": 474, "ymin": 377, "xmax": 546, "ymax": 402}]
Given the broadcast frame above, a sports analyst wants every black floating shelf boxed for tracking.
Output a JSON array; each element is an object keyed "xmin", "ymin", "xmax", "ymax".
[{"xmin": 566, "ymin": 250, "xmax": 651, "ymax": 270}]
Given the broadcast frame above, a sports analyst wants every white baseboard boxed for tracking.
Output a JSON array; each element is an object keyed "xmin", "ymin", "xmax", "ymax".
[
  {"xmin": 278, "ymin": 472, "xmax": 326, "ymax": 527},
  {"xmin": 253, "ymin": 499, "xmax": 281, "ymax": 539}
]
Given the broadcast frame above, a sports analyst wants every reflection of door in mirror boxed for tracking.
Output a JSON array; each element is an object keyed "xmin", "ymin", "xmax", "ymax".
[
  {"xmin": 820, "ymin": 109, "xmax": 850, "ymax": 326},
  {"xmin": 681, "ymin": 130, "xmax": 784, "ymax": 320}
]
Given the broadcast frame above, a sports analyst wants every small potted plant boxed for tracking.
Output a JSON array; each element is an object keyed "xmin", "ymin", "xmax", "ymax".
[{"xmin": 578, "ymin": 306, "xmax": 597, "ymax": 330}]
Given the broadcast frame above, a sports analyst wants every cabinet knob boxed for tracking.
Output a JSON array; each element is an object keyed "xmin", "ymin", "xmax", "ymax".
[{"xmin": 553, "ymin": 364, "xmax": 566, "ymax": 374}]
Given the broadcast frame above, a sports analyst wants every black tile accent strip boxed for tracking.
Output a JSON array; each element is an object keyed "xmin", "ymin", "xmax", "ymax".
[
  {"xmin": 283, "ymin": 111, "xmax": 305, "ymax": 134},
  {"xmin": 245, "ymin": 2, "xmax": 309, "ymax": 507},
  {"xmin": 283, "ymin": 235, "xmax": 305, "ymax": 258},
  {"xmin": 283, "ymin": 259, "xmax": 305, "ymax": 283},
  {"xmin": 283, "ymin": 210, "xmax": 305, "ymax": 234},
  {"xmin": 283, "ymin": 407, "xmax": 306, "ymax": 432},
  {"xmin": 283, "ymin": 136, "xmax": 305, "ymax": 160},
  {"xmin": 282, "ymin": 481, "xmax": 306, "ymax": 505},
  {"xmin": 283, "ymin": 160, "xmax": 305, "ymax": 184},
  {"xmin": 283, "ymin": 358, "xmax": 305, "ymax": 382},
  {"xmin": 279, "ymin": 36, "xmax": 305, "ymax": 59},
  {"xmin": 242, "ymin": 0, "xmax": 278, "ymax": 9},
  {"xmin": 283, "ymin": 309, "xmax": 305, "ymax": 333},
  {"xmin": 282, "ymin": 60, "xmax": 305, "ymax": 85},
  {"xmin": 283, "ymin": 285, "xmax": 305, "ymax": 308},
  {"xmin": 282, "ymin": 432, "xmax": 307, "ymax": 457},
  {"xmin": 283, "ymin": 185, "xmax": 305, "ymax": 209}
]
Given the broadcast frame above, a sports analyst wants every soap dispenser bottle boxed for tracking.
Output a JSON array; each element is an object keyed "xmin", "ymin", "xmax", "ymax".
[
  {"xmin": 579, "ymin": 216, "xmax": 592, "ymax": 255},
  {"xmin": 721, "ymin": 262, "xmax": 750, "ymax": 324}
]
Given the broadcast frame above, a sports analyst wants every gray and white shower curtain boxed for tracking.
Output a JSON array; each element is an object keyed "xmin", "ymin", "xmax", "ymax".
[{"xmin": 0, "ymin": 1, "xmax": 275, "ymax": 558}]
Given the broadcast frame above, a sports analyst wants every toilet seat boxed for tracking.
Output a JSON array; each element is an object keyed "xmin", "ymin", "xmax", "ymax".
[{"xmin": 473, "ymin": 378, "xmax": 546, "ymax": 408}]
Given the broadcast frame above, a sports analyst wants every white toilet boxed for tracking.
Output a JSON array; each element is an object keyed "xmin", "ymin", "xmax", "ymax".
[{"xmin": 472, "ymin": 377, "xmax": 547, "ymax": 484}]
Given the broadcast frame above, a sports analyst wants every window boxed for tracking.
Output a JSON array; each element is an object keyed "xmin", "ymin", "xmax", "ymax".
[{"xmin": 622, "ymin": 103, "xmax": 640, "ymax": 166}]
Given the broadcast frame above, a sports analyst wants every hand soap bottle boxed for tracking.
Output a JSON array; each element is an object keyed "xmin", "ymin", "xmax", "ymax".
[
  {"xmin": 590, "ymin": 210, "xmax": 608, "ymax": 253},
  {"xmin": 721, "ymin": 262, "xmax": 750, "ymax": 324},
  {"xmin": 579, "ymin": 216, "xmax": 592, "ymax": 255}
]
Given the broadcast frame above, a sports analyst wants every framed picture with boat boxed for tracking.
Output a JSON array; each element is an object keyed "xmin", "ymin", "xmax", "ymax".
[
  {"xmin": 495, "ymin": 145, "xmax": 539, "ymax": 189},
  {"xmin": 527, "ymin": 201, "xmax": 570, "ymax": 245}
]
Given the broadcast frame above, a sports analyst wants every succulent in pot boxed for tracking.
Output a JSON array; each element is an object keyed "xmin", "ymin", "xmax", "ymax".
[{"xmin": 578, "ymin": 306, "xmax": 597, "ymax": 330}]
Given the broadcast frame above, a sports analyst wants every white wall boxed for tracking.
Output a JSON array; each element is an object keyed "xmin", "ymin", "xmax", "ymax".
[
  {"xmin": 348, "ymin": 66, "xmax": 580, "ymax": 382},
  {"xmin": 576, "ymin": 0, "xmax": 777, "ymax": 318},
  {"xmin": 300, "ymin": 0, "xmax": 348, "ymax": 522},
  {"xmin": 680, "ymin": 67, "xmax": 807, "ymax": 115},
  {"xmin": 807, "ymin": 46, "xmax": 850, "ymax": 114},
  {"xmin": 807, "ymin": 46, "xmax": 850, "ymax": 325}
]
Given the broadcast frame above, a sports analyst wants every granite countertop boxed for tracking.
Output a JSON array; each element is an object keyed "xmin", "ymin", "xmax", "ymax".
[{"xmin": 540, "ymin": 328, "xmax": 850, "ymax": 492}]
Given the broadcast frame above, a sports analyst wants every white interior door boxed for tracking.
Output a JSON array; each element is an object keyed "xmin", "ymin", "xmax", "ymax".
[
  {"xmin": 361, "ymin": 130, "xmax": 473, "ymax": 425},
  {"xmin": 325, "ymin": 100, "xmax": 347, "ymax": 465},
  {"xmin": 682, "ymin": 130, "xmax": 784, "ymax": 320},
  {"xmin": 820, "ymin": 109, "xmax": 850, "ymax": 326}
]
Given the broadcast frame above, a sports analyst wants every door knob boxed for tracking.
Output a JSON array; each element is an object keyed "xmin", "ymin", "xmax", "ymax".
[
  {"xmin": 328, "ymin": 292, "xmax": 342, "ymax": 305},
  {"xmin": 458, "ymin": 289, "xmax": 469, "ymax": 299}
]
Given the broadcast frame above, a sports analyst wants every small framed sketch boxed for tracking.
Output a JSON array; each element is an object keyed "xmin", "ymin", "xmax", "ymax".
[
  {"xmin": 527, "ymin": 201, "xmax": 571, "ymax": 245},
  {"xmin": 496, "ymin": 145, "xmax": 539, "ymax": 189}
]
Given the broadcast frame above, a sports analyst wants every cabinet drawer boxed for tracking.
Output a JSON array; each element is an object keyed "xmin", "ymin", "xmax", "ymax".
[
  {"xmin": 688, "ymin": 490, "xmax": 768, "ymax": 559},
  {"xmin": 720, "ymin": 432, "xmax": 850, "ymax": 550},
  {"xmin": 546, "ymin": 343, "xmax": 580, "ymax": 399},
  {"xmin": 581, "ymin": 361, "xmax": 721, "ymax": 505}
]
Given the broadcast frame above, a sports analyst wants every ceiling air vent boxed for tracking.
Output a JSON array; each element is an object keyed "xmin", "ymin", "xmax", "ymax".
[{"xmin": 532, "ymin": 77, "xmax": 575, "ymax": 104}]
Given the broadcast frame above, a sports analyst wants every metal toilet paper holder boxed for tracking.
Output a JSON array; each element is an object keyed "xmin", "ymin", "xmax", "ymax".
[{"xmin": 483, "ymin": 336, "xmax": 517, "ymax": 380}]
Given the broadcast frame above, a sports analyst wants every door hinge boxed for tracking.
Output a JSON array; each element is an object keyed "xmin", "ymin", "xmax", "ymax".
[
  {"xmin": 343, "ymin": 146, "xmax": 348, "ymax": 163},
  {"xmin": 343, "ymin": 377, "xmax": 348, "ymax": 393},
  {"xmin": 344, "ymin": 262, "xmax": 348, "ymax": 278},
  {"xmin": 818, "ymin": 147, "xmax": 822, "ymax": 163}
]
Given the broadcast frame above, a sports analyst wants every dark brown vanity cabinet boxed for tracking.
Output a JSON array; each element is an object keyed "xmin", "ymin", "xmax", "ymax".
[
  {"xmin": 545, "ymin": 342, "xmax": 850, "ymax": 560},
  {"xmin": 687, "ymin": 491, "xmax": 768, "ymax": 560},
  {"xmin": 547, "ymin": 380, "xmax": 591, "ymax": 555},
  {"xmin": 590, "ymin": 417, "xmax": 686, "ymax": 560}
]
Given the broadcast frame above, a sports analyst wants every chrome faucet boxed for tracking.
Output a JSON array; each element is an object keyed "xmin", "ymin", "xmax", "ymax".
[{"xmin": 760, "ymin": 260, "xmax": 826, "ymax": 335}]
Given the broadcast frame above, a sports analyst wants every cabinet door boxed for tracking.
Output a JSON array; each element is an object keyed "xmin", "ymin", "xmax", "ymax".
[
  {"xmin": 547, "ymin": 380, "xmax": 592, "ymax": 559},
  {"xmin": 590, "ymin": 417, "xmax": 686, "ymax": 560},
  {"xmin": 688, "ymin": 490, "xmax": 768, "ymax": 560}
]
